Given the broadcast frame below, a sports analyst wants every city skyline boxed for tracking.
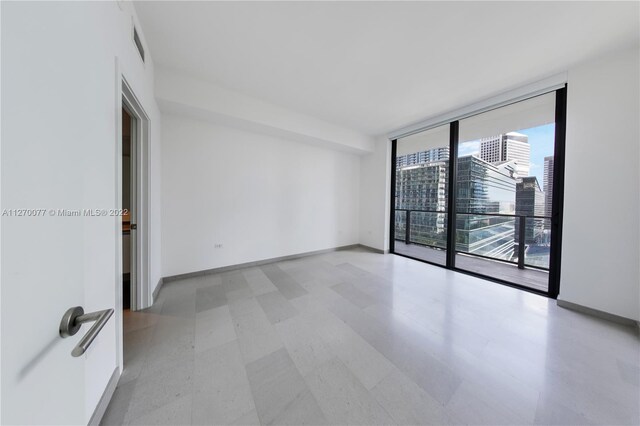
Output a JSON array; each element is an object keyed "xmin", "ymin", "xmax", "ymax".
[
  {"xmin": 458, "ymin": 123, "xmax": 555, "ymax": 184},
  {"xmin": 395, "ymin": 127, "xmax": 554, "ymax": 268}
]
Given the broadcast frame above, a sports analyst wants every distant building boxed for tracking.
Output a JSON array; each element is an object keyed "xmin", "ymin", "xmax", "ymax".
[
  {"xmin": 455, "ymin": 156, "xmax": 517, "ymax": 260},
  {"xmin": 396, "ymin": 147, "xmax": 450, "ymax": 168},
  {"xmin": 480, "ymin": 132, "xmax": 530, "ymax": 178},
  {"xmin": 456, "ymin": 156, "xmax": 518, "ymax": 214},
  {"xmin": 395, "ymin": 159, "xmax": 448, "ymax": 248},
  {"xmin": 395, "ymin": 152, "xmax": 520, "ymax": 261},
  {"xmin": 515, "ymin": 176, "xmax": 545, "ymax": 244},
  {"xmin": 395, "ymin": 161, "xmax": 448, "ymax": 212},
  {"xmin": 543, "ymin": 156, "xmax": 554, "ymax": 219}
]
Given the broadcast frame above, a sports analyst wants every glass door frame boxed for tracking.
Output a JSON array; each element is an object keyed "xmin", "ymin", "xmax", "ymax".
[{"xmin": 389, "ymin": 86, "xmax": 567, "ymax": 299}]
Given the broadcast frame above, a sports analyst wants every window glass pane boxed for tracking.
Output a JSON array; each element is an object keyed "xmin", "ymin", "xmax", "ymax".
[
  {"xmin": 394, "ymin": 124, "xmax": 449, "ymax": 265},
  {"xmin": 455, "ymin": 92, "xmax": 555, "ymax": 292}
]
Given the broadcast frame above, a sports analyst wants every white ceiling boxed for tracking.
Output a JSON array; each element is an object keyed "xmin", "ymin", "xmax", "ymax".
[{"xmin": 135, "ymin": 1, "xmax": 639, "ymax": 136}]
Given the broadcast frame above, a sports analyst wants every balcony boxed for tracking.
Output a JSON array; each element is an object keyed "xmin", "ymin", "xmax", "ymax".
[{"xmin": 394, "ymin": 209, "xmax": 550, "ymax": 292}]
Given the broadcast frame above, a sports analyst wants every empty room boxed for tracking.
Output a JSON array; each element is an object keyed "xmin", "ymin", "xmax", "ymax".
[{"xmin": 1, "ymin": 1, "xmax": 639, "ymax": 425}]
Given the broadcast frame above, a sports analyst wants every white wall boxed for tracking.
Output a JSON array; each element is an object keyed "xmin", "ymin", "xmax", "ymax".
[
  {"xmin": 560, "ymin": 47, "xmax": 640, "ymax": 321},
  {"xmin": 161, "ymin": 114, "xmax": 360, "ymax": 277},
  {"xmin": 359, "ymin": 137, "xmax": 391, "ymax": 251},
  {"xmin": 1, "ymin": 2, "xmax": 162, "ymax": 424},
  {"xmin": 156, "ymin": 68, "xmax": 375, "ymax": 154}
]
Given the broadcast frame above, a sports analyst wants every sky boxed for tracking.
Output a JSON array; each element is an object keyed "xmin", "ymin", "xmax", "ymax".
[{"xmin": 458, "ymin": 123, "xmax": 556, "ymax": 184}]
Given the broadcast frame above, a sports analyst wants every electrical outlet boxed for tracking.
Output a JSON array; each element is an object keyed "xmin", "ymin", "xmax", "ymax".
[{"xmin": 214, "ymin": 243, "xmax": 223, "ymax": 249}]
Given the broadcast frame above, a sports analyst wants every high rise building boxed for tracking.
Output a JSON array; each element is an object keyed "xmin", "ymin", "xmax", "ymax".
[
  {"xmin": 396, "ymin": 147, "xmax": 450, "ymax": 168},
  {"xmin": 395, "ymin": 162, "xmax": 448, "ymax": 212},
  {"xmin": 479, "ymin": 132, "xmax": 530, "ymax": 177},
  {"xmin": 395, "ymin": 159, "xmax": 448, "ymax": 247},
  {"xmin": 515, "ymin": 176, "xmax": 545, "ymax": 244},
  {"xmin": 455, "ymin": 156, "xmax": 517, "ymax": 260},
  {"xmin": 395, "ymin": 151, "xmax": 520, "ymax": 260},
  {"xmin": 456, "ymin": 157, "xmax": 518, "ymax": 214},
  {"xmin": 543, "ymin": 156, "xmax": 554, "ymax": 219}
]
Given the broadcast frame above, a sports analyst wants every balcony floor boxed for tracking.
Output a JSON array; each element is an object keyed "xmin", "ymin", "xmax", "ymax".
[{"xmin": 394, "ymin": 241, "xmax": 549, "ymax": 292}]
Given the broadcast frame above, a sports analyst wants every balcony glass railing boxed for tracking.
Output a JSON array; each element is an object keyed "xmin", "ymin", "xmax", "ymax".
[
  {"xmin": 394, "ymin": 209, "xmax": 448, "ymax": 250},
  {"xmin": 524, "ymin": 217, "xmax": 551, "ymax": 269},
  {"xmin": 394, "ymin": 209, "xmax": 551, "ymax": 271}
]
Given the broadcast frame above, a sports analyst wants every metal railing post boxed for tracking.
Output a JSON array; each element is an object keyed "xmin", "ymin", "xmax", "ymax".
[
  {"xmin": 518, "ymin": 215, "xmax": 526, "ymax": 269},
  {"xmin": 405, "ymin": 210, "xmax": 411, "ymax": 244}
]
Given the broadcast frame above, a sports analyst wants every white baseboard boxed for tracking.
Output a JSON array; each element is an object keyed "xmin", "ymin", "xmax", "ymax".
[{"xmin": 88, "ymin": 367, "xmax": 120, "ymax": 426}]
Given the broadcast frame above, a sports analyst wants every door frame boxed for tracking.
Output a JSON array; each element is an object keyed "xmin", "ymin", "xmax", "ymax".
[
  {"xmin": 118, "ymin": 75, "xmax": 151, "ymax": 311},
  {"xmin": 121, "ymin": 102, "xmax": 138, "ymax": 310},
  {"xmin": 120, "ymin": 77, "xmax": 150, "ymax": 311},
  {"xmin": 114, "ymin": 64, "xmax": 151, "ymax": 370}
]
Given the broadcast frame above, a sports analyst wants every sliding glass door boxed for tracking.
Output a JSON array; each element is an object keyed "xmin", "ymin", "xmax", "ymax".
[{"xmin": 390, "ymin": 88, "xmax": 566, "ymax": 297}]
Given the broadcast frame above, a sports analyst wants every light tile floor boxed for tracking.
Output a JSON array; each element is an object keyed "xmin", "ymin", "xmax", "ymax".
[{"xmin": 102, "ymin": 248, "xmax": 640, "ymax": 425}]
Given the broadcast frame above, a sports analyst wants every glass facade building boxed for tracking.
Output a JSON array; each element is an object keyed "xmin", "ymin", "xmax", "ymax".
[
  {"xmin": 395, "ymin": 157, "xmax": 448, "ymax": 248},
  {"xmin": 395, "ymin": 153, "xmax": 520, "ymax": 259},
  {"xmin": 543, "ymin": 156, "xmax": 555, "ymax": 227},
  {"xmin": 455, "ymin": 155, "xmax": 517, "ymax": 260},
  {"xmin": 515, "ymin": 176, "xmax": 545, "ymax": 244}
]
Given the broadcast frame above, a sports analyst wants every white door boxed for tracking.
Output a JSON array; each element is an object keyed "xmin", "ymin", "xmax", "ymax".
[{"xmin": 0, "ymin": 2, "xmax": 152, "ymax": 424}]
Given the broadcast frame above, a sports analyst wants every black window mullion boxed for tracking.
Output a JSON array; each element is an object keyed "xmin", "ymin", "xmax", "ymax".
[
  {"xmin": 446, "ymin": 121, "xmax": 459, "ymax": 269},
  {"xmin": 389, "ymin": 139, "xmax": 397, "ymax": 254},
  {"xmin": 548, "ymin": 86, "xmax": 567, "ymax": 299}
]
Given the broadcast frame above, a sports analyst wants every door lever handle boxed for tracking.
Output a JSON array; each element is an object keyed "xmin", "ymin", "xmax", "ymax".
[{"xmin": 59, "ymin": 306, "xmax": 114, "ymax": 357}]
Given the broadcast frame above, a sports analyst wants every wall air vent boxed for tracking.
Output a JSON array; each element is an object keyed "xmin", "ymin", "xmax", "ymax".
[{"xmin": 133, "ymin": 26, "xmax": 145, "ymax": 63}]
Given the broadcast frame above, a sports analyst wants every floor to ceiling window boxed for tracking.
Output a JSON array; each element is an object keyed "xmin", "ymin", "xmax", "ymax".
[{"xmin": 390, "ymin": 88, "xmax": 566, "ymax": 297}]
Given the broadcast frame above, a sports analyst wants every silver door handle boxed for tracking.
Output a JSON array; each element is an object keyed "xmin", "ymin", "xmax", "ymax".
[{"xmin": 59, "ymin": 306, "xmax": 114, "ymax": 357}]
